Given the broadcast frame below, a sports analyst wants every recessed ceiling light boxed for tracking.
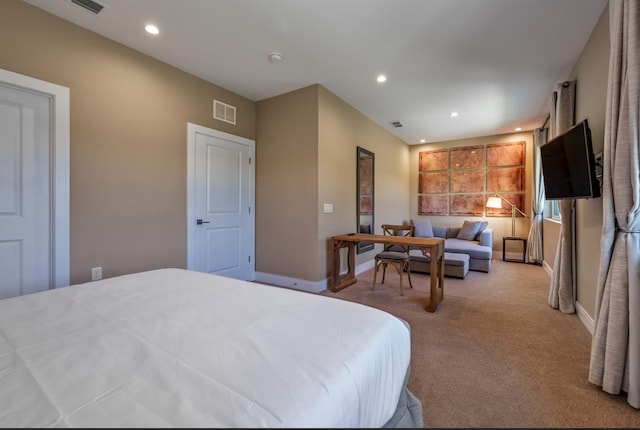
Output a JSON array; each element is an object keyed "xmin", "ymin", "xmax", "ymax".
[
  {"xmin": 515, "ymin": 127, "xmax": 522, "ymax": 131},
  {"xmin": 376, "ymin": 74, "xmax": 387, "ymax": 83},
  {"xmin": 268, "ymin": 52, "xmax": 283, "ymax": 62},
  {"xmin": 420, "ymin": 139, "xmax": 426, "ymax": 143},
  {"xmin": 145, "ymin": 24, "xmax": 159, "ymax": 35},
  {"xmin": 450, "ymin": 112, "xmax": 458, "ymax": 117}
]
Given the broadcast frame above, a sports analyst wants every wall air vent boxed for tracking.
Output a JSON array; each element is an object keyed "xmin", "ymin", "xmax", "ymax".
[
  {"xmin": 213, "ymin": 100, "xmax": 237, "ymax": 125},
  {"xmin": 71, "ymin": 0, "xmax": 105, "ymax": 14},
  {"xmin": 391, "ymin": 121, "xmax": 404, "ymax": 128}
]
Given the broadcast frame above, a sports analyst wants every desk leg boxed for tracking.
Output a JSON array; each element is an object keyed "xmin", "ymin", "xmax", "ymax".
[
  {"xmin": 425, "ymin": 243, "xmax": 445, "ymax": 312},
  {"xmin": 437, "ymin": 244, "xmax": 445, "ymax": 305},
  {"xmin": 329, "ymin": 239, "xmax": 357, "ymax": 292}
]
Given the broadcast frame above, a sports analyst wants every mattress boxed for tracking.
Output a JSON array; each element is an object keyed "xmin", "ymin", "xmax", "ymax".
[{"xmin": 0, "ymin": 268, "xmax": 414, "ymax": 427}]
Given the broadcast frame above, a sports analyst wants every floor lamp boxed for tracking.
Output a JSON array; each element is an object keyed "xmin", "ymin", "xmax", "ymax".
[{"xmin": 486, "ymin": 193, "xmax": 528, "ymax": 237}]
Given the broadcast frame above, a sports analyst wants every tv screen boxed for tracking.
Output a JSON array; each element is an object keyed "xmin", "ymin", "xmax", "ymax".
[{"xmin": 540, "ymin": 119, "xmax": 601, "ymax": 200}]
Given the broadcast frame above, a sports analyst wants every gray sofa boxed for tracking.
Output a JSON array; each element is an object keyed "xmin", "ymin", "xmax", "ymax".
[{"xmin": 409, "ymin": 222, "xmax": 493, "ymax": 278}]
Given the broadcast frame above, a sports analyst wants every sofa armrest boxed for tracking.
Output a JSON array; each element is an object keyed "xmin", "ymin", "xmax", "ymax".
[{"xmin": 479, "ymin": 228, "xmax": 493, "ymax": 247}]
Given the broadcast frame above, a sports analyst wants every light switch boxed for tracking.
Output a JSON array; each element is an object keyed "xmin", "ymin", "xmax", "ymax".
[{"xmin": 323, "ymin": 203, "xmax": 333, "ymax": 213}]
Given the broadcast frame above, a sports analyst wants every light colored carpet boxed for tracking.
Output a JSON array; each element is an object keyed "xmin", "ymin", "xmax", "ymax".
[{"xmin": 319, "ymin": 259, "xmax": 640, "ymax": 428}]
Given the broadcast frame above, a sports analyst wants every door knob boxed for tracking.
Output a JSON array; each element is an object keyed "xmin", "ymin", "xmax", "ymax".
[{"xmin": 196, "ymin": 219, "xmax": 210, "ymax": 225}]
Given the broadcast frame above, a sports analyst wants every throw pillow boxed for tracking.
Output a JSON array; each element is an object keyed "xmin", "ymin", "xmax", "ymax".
[
  {"xmin": 474, "ymin": 221, "xmax": 489, "ymax": 241},
  {"xmin": 457, "ymin": 220, "xmax": 483, "ymax": 241},
  {"xmin": 412, "ymin": 219, "xmax": 434, "ymax": 237}
]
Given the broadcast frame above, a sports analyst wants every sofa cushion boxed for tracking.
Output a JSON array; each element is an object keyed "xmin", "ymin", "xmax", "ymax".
[
  {"xmin": 408, "ymin": 250, "xmax": 470, "ymax": 278},
  {"xmin": 445, "ymin": 238, "xmax": 492, "ymax": 260},
  {"xmin": 412, "ymin": 219, "xmax": 434, "ymax": 237},
  {"xmin": 410, "ymin": 250, "xmax": 469, "ymax": 266},
  {"xmin": 457, "ymin": 220, "xmax": 484, "ymax": 241}
]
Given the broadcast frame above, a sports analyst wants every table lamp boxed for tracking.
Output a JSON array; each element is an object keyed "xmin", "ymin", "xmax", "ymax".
[{"xmin": 486, "ymin": 193, "xmax": 528, "ymax": 237}]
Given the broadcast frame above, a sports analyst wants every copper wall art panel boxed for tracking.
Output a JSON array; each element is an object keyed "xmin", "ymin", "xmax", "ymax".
[
  {"xmin": 450, "ymin": 194, "xmax": 485, "ymax": 216},
  {"xmin": 417, "ymin": 140, "xmax": 526, "ymax": 218},
  {"xmin": 418, "ymin": 195, "xmax": 448, "ymax": 215},
  {"xmin": 359, "ymin": 158, "xmax": 373, "ymax": 195},
  {"xmin": 360, "ymin": 196, "xmax": 372, "ymax": 215},
  {"xmin": 487, "ymin": 141, "xmax": 525, "ymax": 166},
  {"xmin": 357, "ymin": 146, "xmax": 375, "ymax": 254},
  {"xmin": 485, "ymin": 193, "xmax": 525, "ymax": 217},
  {"xmin": 419, "ymin": 172, "xmax": 449, "ymax": 194},
  {"xmin": 451, "ymin": 169, "xmax": 484, "ymax": 193},
  {"xmin": 359, "ymin": 179, "xmax": 372, "ymax": 196},
  {"xmin": 486, "ymin": 167, "xmax": 525, "ymax": 192},
  {"xmin": 419, "ymin": 149, "xmax": 449, "ymax": 171},
  {"xmin": 451, "ymin": 145, "xmax": 484, "ymax": 169}
]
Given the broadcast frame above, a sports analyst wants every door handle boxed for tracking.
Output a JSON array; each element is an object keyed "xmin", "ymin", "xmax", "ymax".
[{"xmin": 196, "ymin": 219, "xmax": 210, "ymax": 225}]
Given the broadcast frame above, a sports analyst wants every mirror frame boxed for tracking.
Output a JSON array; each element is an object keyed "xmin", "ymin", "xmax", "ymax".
[{"xmin": 356, "ymin": 146, "xmax": 374, "ymax": 253}]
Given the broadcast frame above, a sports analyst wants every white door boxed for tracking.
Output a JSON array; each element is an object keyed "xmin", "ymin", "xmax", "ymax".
[
  {"xmin": 187, "ymin": 123, "xmax": 255, "ymax": 281},
  {"xmin": 0, "ymin": 85, "xmax": 51, "ymax": 298},
  {"xmin": 0, "ymin": 69, "xmax": 70, "ymax": 299}
]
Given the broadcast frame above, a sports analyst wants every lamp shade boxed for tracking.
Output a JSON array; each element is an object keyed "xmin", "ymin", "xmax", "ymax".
[{"xmin": 486, "ymin": 196, "xmax": 503, "ymax": 209}]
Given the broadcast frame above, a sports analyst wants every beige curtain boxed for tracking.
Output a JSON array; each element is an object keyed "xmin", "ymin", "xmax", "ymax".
[
  {"xmin": 589, "ymin": 0, "xmax": 640, "ymax": 410},
  {"xmin": 548, "ymin": 81, "xmax": 577, "ymax": 313},
  {"xmin": 525, "ymin": 127, "xmax": 548, "ymax": 263}
]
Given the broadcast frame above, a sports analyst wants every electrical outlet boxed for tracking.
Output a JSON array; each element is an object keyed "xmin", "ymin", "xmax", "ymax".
[{"xmin": 91, "ymin": 267, "xmax": 102, "ymax": 281}]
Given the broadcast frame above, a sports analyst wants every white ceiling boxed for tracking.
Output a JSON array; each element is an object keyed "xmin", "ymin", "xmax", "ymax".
[{"xmin": 24, "ymin": 0, "xmax": 608, "ymax": 144}]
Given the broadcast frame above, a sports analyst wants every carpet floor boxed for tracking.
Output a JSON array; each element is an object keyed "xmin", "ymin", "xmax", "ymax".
[{"xmin": 319, "ymin": 259, "xmax": 640, "ymax": 428}]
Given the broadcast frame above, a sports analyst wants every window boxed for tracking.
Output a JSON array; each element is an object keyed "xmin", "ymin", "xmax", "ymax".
[{"xmin": 550, "ymin": 200, "xmax": 561, "ymax": 221}]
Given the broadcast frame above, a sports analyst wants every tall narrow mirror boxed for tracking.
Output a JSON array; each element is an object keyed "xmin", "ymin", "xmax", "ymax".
[{"xmin": 357, "ymin": 146, "xmax": 374, "ymax": 253}]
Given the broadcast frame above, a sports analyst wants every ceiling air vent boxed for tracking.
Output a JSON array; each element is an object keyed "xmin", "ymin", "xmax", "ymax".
[
  {"xmin": 391, "ymin": 121, "xmax": 404, "ymax": 128},
  {"xmin": 213, "ymin": 100, "xmax": 237, "ymax": 125},
  {"xmin": 71, "ymin": 0, "xmax": 105, "ymax": 14}
]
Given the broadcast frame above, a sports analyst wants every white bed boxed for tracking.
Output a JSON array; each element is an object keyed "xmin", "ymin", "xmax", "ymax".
[{"xmin": 0, "ymin": 268, "xmax": 422, "ymax": 427}]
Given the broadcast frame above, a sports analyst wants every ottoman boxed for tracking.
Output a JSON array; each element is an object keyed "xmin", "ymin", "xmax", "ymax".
[{"xmin": 408, "ymin": 250, "xmax": 470, "ymax": 279}]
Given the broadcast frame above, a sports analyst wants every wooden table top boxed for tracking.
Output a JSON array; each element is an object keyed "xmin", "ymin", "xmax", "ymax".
[{"xmin": 332, "ymin": 233, "xmax": 444, "ymax": 247}]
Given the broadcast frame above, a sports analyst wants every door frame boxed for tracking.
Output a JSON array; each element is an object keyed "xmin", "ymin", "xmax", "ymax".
[
  {"xmin": 0, "ymin": 68, "xmax": 70, "ymax": 288},
  {"xmin": 186, "ymin": 122, "xmax": 255, "ymax": 279}
]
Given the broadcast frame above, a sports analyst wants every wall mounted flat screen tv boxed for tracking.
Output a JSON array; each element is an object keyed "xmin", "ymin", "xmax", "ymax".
[{"xmin": 540, "ymin": 119, "xmax": 601, "ymax": 200}]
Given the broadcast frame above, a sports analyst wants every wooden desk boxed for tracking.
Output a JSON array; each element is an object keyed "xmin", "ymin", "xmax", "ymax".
[{"xmin": 329, "ymin": 233, "xmax": 446, "ymax": 312}]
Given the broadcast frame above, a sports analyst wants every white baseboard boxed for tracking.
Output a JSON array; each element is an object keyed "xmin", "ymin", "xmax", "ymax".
[
  {"xmin": 541, "ymin": 260, "xmax": 593, "ymax": 334},
  {"xmin": 355, "ymin": 259, "xmax": 376, "ymax": 275},
  {"xmin": 542, "ymin": 260, "xmax": 553, "ymax": 277},
  {"xmin": 255, "ymin": 259, "xmax": 376, "ymax": 294},
  {"xmin": 576, "ymin": 301, "xmax": 595, "ymax": 335}
]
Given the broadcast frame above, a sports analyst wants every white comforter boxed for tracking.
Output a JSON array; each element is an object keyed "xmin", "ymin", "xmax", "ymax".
[{"xmin": 0, "ymin": 268, "xmax": 411, "ymax": 428}]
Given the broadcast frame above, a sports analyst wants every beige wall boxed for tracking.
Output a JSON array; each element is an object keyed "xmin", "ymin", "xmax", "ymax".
[
  {"xmin": 0, "ymin": 0, "xmax": 256, "ymax": 284},
  {"xmin": 255, "ymin": 85, "xmax": 320, "ymax": 281},
  {"xmin": 1, "ymin": 0, "xmax": 610, "ymax": 297},
  {"xmin": 410, "ymin": 132, "xmax": 534, "ymax": 252},
  {"xmin": 542, "ymin": 5, "xmax": 609, "ymax": 319},
  {"xmin": 318, "ymin": 86, "xmax": 410, "ymax": 277},
  {"xmin": 568, "ymin": 4, "xmax": 609, "ymax": 318},
  {"xmin": 256, "ymin": 84, "xmax": 410, "ymax": 283}
]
